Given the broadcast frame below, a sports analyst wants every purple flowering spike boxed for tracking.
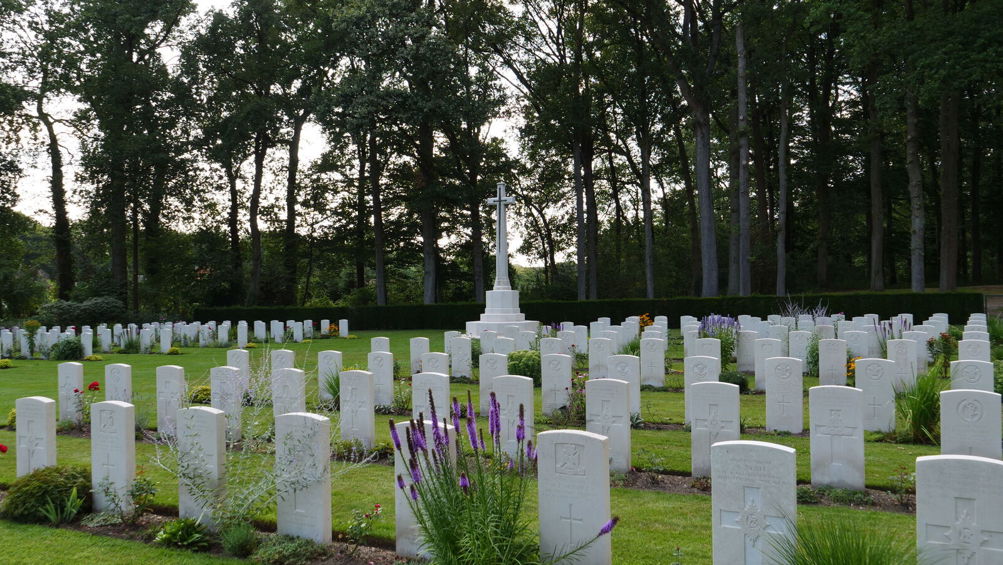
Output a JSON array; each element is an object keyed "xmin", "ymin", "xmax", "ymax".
[
  {"xmin": 459, "ymin": 472, "xmax": 470, "ymax": 494},
  {"xmin": 409, "ymin": 458, "xmax": 422, "ymax": 484},
  {"xmin": 389, "ymin": 420, "xmax": 401, "ymax": 451},
  {"xmin": 410, "ymin": 484, "xmax": 419, "ymax": 501},
  {"xmin": 466, "ymin": 391, "xmax": 476, "ymax": 421},
  {"xmin": 428, "ymin": 390, "xmax": 439, "ymax": 427},
  {"xmin": 516, "ymin": 404, "xmax": 525, "ymax": 443},
  {"xmin": 507, "ymin": 459, "xmax": 514, "ymax": 470},
  {"xmin": 466, "ymin": 417, "xmax": 479, "ymax": 451},
  {"xmin": 396, "ymin": 474, "xmax": 406, "ymax": 490},
  {"xmin": 598, "ymin": 517, "xmax": 619, "ymax": 537},
  {"xmin": 525, "ymin": 440, "xmax": 534, "ymax": 460}
]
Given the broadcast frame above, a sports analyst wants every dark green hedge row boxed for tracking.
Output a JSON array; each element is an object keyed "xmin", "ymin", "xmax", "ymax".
[{"xmin": 193, "ymin": 291, "xmax": 984, "ymax": 330}]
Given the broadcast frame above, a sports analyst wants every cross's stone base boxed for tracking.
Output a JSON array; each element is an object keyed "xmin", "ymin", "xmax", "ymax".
[{"xmin": 465, "ymin": 289, "xmax": 539, "ymax": 337}]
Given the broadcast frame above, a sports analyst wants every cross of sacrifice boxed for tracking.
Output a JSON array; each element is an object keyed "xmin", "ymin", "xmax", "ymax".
[{"xmin": 486, "ymin": 182, "xmax": 516, "ymax": 291}]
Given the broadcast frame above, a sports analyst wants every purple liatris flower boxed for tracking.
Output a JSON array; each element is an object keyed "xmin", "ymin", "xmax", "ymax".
[
  {"xmin": 516, "ymin": 404, "xmax": 525, "ymax": 443},
  {"xmin": 389, "ymin": 420, "xmax": 401, "ymax": 451},
  {"xmin": 597, "ymin": 516, "xmax": 619, "ymax": 537},
  {"xmin": 409, "ymin": 458, "xmax": 422, "ymax": 484},
  {"xmin": 397, "ymin": 474, "xmax": 406, "ymax": 490},
  {"xmin": 466, "ymin": 391, "xmax": 476, "ymax": 421},
  {"xmin": 525, "ymin": 440, "xmax": 536, "ymax": 461},
  {"xmin": 410, "ymin": 484, "xmax": 419, "ymax": 501},
  {"xmin": 459, "ymin": 472, "xmax": 470, "ymax": 494},
  {"xmin": 507, "ymin": 459, "xmax": 514, "ymax": 470},
  {"xmin": 428, "ymin": 390, "xmax": 439, "ymax": 426},
  {"xmin": 489, "ymin": 392, "xmax": 500, "ymax": 442},
  {"xmin": 451, "ymin": 397, "xmax": 461, "ymax": 431},
  {"xmin": 432, "ymin": 421, "xmax": 446, "ymax": 450},
  {"xmin": 466, "ymin": 417, "xmax": 479, "ymax": 451}
]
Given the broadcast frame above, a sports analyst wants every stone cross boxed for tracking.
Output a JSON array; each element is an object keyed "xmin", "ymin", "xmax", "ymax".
[{"xmin": 486, "ymin": 182, "xmax": 516, "ymax": 290}]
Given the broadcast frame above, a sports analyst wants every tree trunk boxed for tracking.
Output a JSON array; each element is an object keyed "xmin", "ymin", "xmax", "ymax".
[
  {"xmin": 354, "ymin": 134, "xmax": 368, "ymax": 290},
  {"xmin": 284, "ymin": 114, "xmax": 306, "ymax": 302},
  {"xmin": 369, "ymin": 132, "xmax": 388, "ymax": 305},
  {"xmin": 776, "ymin": 78, "xmax": 791, "ymax": 295},
  {"xmin": 906, "ymin": 91, "xmax": 924, "ymax": 292},
  {"xmin": 694, "ymin": 104, "xmax": 718, "ymax": 296},
  {"xmin": 130, "ymin": 199, "xmax": 140, "ymax": 312},
  {"xmin": 246, "ymin": 130, "xmax": 267, "ymax": 305},
  {"xmin": 736, "ymin": 21, "xmax": 751, "ymax": 296},
  {"xmin": 606, "ymin": 144, "xmax": 624, "ymax": 275},
  {"xmin": 866, "ymin": 76, "xmax": 884, "ymax": 291},
  {"xmin": 674, "ymin": 123, "xmax": 701, "ymax": 295},
  {"xmin": 639, "ymin": 134, "xmax": 655, "ymax": 298},
  {"xmin": 108, "ymin": 155, "xmax": 128, "ymax": 304},
  {"xmin": 37, "ymin": 97, "xmax": 73, "ymax": 299},
  {"xmin": 418, "ymin": 119, "xmax": 437, "ymax": 304},
  {"xmin": 225, "ymin": 162, "xmax": 243, "ymax": 300},
  {"xmin": 584, "ymin": 135, "xmax": 599, "ymax": 299},
  {"xmin": 938, "ymin": 90, "xmax": 961, "ymax": 291},
  {"xmin": 727, "ymin": 107, "xmax": 740, "ymax": 296},
  {"xmin": 572, "ymin": 143, "xmax": 587, "ymax": 300},
  {"xmin": 970, "ymin": 105, "xmax": 982, "ymax": 282}
]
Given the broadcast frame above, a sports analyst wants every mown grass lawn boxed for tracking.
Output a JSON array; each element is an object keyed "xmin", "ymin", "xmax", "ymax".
[{"xmin": 0, "ymin": 329, "xmax": 924, "ymax": 563}]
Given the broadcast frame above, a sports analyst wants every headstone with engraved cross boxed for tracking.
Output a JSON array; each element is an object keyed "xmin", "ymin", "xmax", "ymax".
[
  {"xmin": 156, "ymin": 365, "xmax": 185, "ymax": 438},
  {"xmin": 479, "ymin": 353, "xmax": 508, "ymax": 413},
  {"xmin": 494, "ymin": 375, "xmax": 534, "ymax": 459},
  {"xmin": 818, "ymin": 339, "xmax": 848, "ymax": 386},
  {"xmin": 684, "ymin": 356, "xmax": 722, "ymax": 425},
  {"xmin": 712, "ymin": 440, "xmax": 795, "ymax": 565},
  {"xmin": 317, "ymin": 350, "xmax": 342, "ymax": 402},
  {"xmin": 885, "ymin": 338, "xmax": 917, "ymax": 389},
  {"xmin": 276, "ymin": 412, "xmax": 331, "ymax": 544},
  {"xmin": 809, "ymin": 386, "xmax": 865, "ymax": 490},
  {"xmin": 640, "ymin": 338, "xmax": 666, "ymax": 387},
  {"xmin": 57, "ymin": 362, "xmax": 83, "ymax": 423},
  {"xmin": 90, "ymin": 400, "xmax": 136, "ymax": 512},
  {"xmin": 916, "ymin": 454, "xmax": 1003, "ymax": 565},
  {"xmin": 16, "ymin": 396, "xmax": 56, "ymax": 477},
  {"xmin": 588, "ymin": 337, "xmax": 613, "ymax": 379},
  {"xmin": 177, "ymin": 406, "xmax": 226, "ymax": 528},
  {"xmin": 340, "ymin": 370, "xmax": 375, "ymax": 448},
  {"xmin": 608, "ymin": 354, "xmax": 641, "ymax": 415},
  {"xmin": 586, "ymin": 378, "xmax": 631, "ymax": 473},
  {"xmin": 941, "ymin": 389, "xmax": 1002, "ymax": 459},
  {"xmin": 272, "ymin": 368, "xmax": 306, "ymax": 418},
  {"xmin": 105, "ymin": 363, "xmax": 132, "ymax": 403},
  {"xmin": 542, "ymin": 353, "xmax": 572, "ymax": 416},
  {"xmin": 690, "ymin": 382, "xmax": 739, "ymax": 477},
  {"xmin": 766, "ymin": 357, "xmax": 803, "ymax": 433},
  {"xmin": 412, "ymin": 372, "xmax": 449, "ymax": 421},
  {"xmin": 537, "ymin": 430, "xmax": 612, "ymax": 565},
  {"xmin": 854, "ymin": 358, "xmax": 896, "ymax": 432},
  {"xmin": 367, "ymin": 351, "xmax": 394, "ymax": 406},
  {"xmin": 210, "ymin": 366, "xmax": 242, "ymax": 442}
]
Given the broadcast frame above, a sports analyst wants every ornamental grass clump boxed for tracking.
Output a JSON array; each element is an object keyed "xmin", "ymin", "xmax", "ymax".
[
  {"xmin": 768, "ymin": 512, "xmax": 919, "ymax": 565},
  {"xmin": 393, "ymin": 390, "xmax": 616, "ymax": 564},
  {"xmin": 895, "ymin": 371, "xmax": 944, "ymax": 444}
]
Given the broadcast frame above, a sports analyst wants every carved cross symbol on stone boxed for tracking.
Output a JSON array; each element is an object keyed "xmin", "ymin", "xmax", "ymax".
[
  {"xmin": 720, "ymin": 486, "xmax": 786, "ymax": 565},
  {"xmin": 925, "ymin": 497, "xmax": 1003, "ymax": 565},
  {"xmin": 868, "ymin": 396, "xmax": 884, "ymax": 419},
  {"xmin": 694, "ymin": 404, "xmax": 734, "ymax": 444},
  {"xmin": 777, "ymin": 394, "xmax": 792, "ymax": 416},
  {"xmin": 560, "ymin": 503, "xmax": 584, "ymax": 542},
  {"xmin": 17, "ymin": 419, "xmax": 40, "ymax": 471},
  {"xmin": 101, "ymin": 450, "xmax": 116, "ymax": 482},
  {"xmin": 501, "ymin": 394, "xmax": 517, "ymax": 442},
  {"xmin": 346, "ymin": 388, "xmax": 365, "ymax": 434},
  {"xmin": 816, "ymin": 409, "xmax": 857, "ymax": 466},
  {"xmin": 590, "ymin": 399, "xmax": 624, "ymax": 436}
]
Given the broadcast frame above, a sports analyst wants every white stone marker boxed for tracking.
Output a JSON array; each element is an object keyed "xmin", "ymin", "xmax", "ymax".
[
  {"xmin": 916, "ymin": 454, "xmax": 1003, "ymax": 564},
  {"xmin": 371, "ymin": 336, "xmax": 390, "ymax": 353},
  {"xmin": 736, "ymin": 330, "xmax": 759, "ymax": 372},
  {"xmin": 367, "ymin": 351, "xmax": 394, "ymax": 406},
  {"xmin": 766, "ymin": 357, "xmax": 803, "ymax": 433},
  {"xmin": 787, "ymin": 330, "xmax": 811, "ymax": 368},
  {"xmin": 421, "ymin": 352, "xmax": 449, "ymax": 376},
  {"xmin": 272, "ymin": 368, "xmax": 306, "ymax": 418},
  {"xmin": 395, "ymin": 420, "xmax": 456, "ymax": 558},
  {"xmin": 855, "ymin": 358, "xmax": 896, "ymax": 433},
  {"xmin": 57, "ymin": 362, "xmax": 83, "ymax": 423},
  {"xmin": 690, "ymin": 382, "xmax": 740, "ymax": 477},
  {"xmin": 338, "ymin": 319, "xmax": 349, "ymax": 337},
  {"xmin": 940, "ymin": 389, "xmax": 1002, "ymax": 459},
  {"xmin": 479, "ymin": 353, "xmax": 508, "ymax": 413},
  {"xmin": 586, "ymin": 378, "xmax": 631, "ymax": 473},
  {"xmin": 156, "ymin": 365, "xmax": 185, "ymax": 437},
  {"xmin": 901, "ymin": 330, "xmax": 930, "ymax": 374},
  {"xmin": 105, "ymin": 363, "xmax": 132, "ymax": 403},
  {"xmin": 607, "ymin": 354, "xmax": 641, "ymax": 415},
  {"xmin": 684, "ymin": 355, "xmax": 722, "ymax": 424},
  {"xmin": 495, "ymin": 336, "xmax": 516, "ymax": 355},
  {"xmin": 271, "ymin": 321, "xmax": 285, "ymax": 342},
  {"xmin": 963, "ymin": 330, "xmax": 990, "ymax": 342},
  {"xmin": 809, "ymin": 385, "xmax": 864, "ymax": 490},
  {"xmin": 886, "ymin": 338, "xmax": 917, "ymax": 389},
  {"xmin": 412, "ymin": 372, "xmax": 449, "ymax": 421},
  {"xmin": 275, "ymin": 412, "xmax": 331, "ymax": 544},
  {"xmin": 950, "ymin": 360, "xmax": 994, "ymax": 392},
  {"xmin": 16, "ymin": 396, "xmax": 57, "ymax": 477},
  {"xmin": 588, "ymin": 337, "xmax": 613, "ymax": 379},
  {"xmin": 450, "ymin": 336, "xmax": 472, "ymax": 378},
  {"xmin": 695, "ymin": 337, "xmax": 722, "ymax": 359},
  {"xmin": 711, "ymin": 440, "xmax": 795, "ymax": 565},
  {"xmin": 254, "ymin": 320, "xmax": 266, "ymax": 341},
  {"xmin": 210, "ymin": 366, "xmax": 243, "ymax": 442},
  {"xmin": 226, "ymin": 349, "xmax": 250, "ymax": 393},
  {"xmin": 177, "ymin": 406, "xmax": 226, "ymax": 527},
  {"xmin": 959, "ymin": 339, "xmax": 991, "ymax": 363},
  {"xmin": 319, "ymin": 319, "xmax": 329, "ymax": 336},
  {"xmin": 480, "ymin": 330, "xmax": 497, "ymax": 354},
  {"xmin": 754, "ymin": 338, "xmax": 783, "ymax": 392},
  {"xmin": 818, "ymin": 339, "xmax": 847, "ymax": 386},
  {"xmin": 542, "ymin": 353, "xmax": 573, "ymax": 416},
  {"xmin": 340, "ymin": 370, "xmax": 376, "ymax": 448},
  {"xmin": 271, "ymin": 349, "xmax": 295, "ymax": 372},
  {"xmin": 537, "ymin": 430, "xmax": 612, "ymax": 565},
  {"xmin": 90, "ymin": 400, "xmax": 136, "ymax": 512},
  {"xmin": 317, "ymin": 350, "xmax": 342, "ymax": 401},
  {"xmin": 159, "ymin": 328, "xmax": 172, "ymax": 354},
  {"xmin": 237, "ymin": 323, "xmax": 248, "ymax": 349},
  {"xmin": 640, "ymin": 338, "xmax": 666, "ymax": 387},
  {"xmin": 540, "ymin": 337, "xmax": 563, "ymax": 356},
  {"xmin": 494, "ymin": 375, "xmax": 534, "ymax": 459}
]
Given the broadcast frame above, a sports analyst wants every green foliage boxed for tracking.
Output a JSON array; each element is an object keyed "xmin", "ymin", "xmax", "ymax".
[
  {"xmin": 796, "ymin": 486, "xmax": 820, "ymax": 504},
  {"xmin": 0, "ymin": 465, "xmax": 92, "ymax": 523},
  {"xmin": 888, "ymin": 465, "xmax": 916, "ymax": 507},
  {"xmin": 620, "ymin": 338, "xmax": 641, "ymax": 356},
  {"xmin": 189, "ymin": 385, "xmax": 211, "ymax": 404},
  {"xmin": 719, "ymin": 370, "xmax": 750, "ymax": 394},
  {"xmin": 153, "ymin": 518, "xmax": 211, "ymax": 551},
  {"xmin": 36, "ymin": 297, "xmax": 127, "ymax": 328},
  {"xmin": 471, "ymin": 338, "xmax": 482, "ymax": 368},
  {"xmin": 806, "ymin": 334, "xmax": 820, "ymax": 379},
  {"xmin": 39, "ymin": 486, "xmax": 85, "ymax": 525},
  {"xmin": 49, "ymin": 337, "xmax": 83, "ymax": 361},
  {"xmin": 220, "ymin": 522, "xmax": 260, "ymax": 558},
  {"xmin": 344, "ymin": 503, "xmax": 383, "ymax": 555},
  {"xmin": 895, "ymin": 372, "xmax": 944, "ymax": 444},
  {"xmin": 812, "ymin": 486, "xmax": 873, "ymax": 506},
  {"xmin": 987, "ymin": 316, "xmax": 1003, "ymax": 345},
  {"xmin": 768, "ymin": 513, "xmax": 917, "ymax": 565},
  {"xmin": 251, "ymin": 535, "xmax": 327, "ymax": 565},
  {"xmin": 166, "ymin": 347, "xmax": 181, "ymax": 355},
  {"xmin": 6, "ymin": 407, "xmax": 14, "ymax": 428},
  {"xmin": 548, "ymin": 373, "xmax": 587, "ymax": 426},
  {"xmin": 375, "ymin": 379, "xmax": 410, "ymax": 415},
  {"xmin": 322, "ymin": 371, "xmax": 340, "ymax": 410},
  {"xmin": 927, "ymin": 333, "xmax": 957, "ymax": 379},
  {"xmin": 115, "ymin": 335, "xmax": 140, "ymax": 355},
  {"xmin": 0, "ymin": 359, "xmax": 12, "ymax": 369},
  {"xmin": 507, "ymin": 350, "xmax": 542, "ymax": 386}
]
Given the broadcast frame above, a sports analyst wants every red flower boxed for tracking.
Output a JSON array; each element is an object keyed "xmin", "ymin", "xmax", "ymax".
[
  {"xmin": 73, "ymin": 388, "xmax": 80, "ymax": 393},
  {"xmin": 0, "ymin": 444, "xmax": 7, "ymax": 454},
  {"xmin": 88, "ymin": 381, "xmax": 100, "ymax": 391},
  {"xmin": 374, "ymin": 503, "xmax": 381, "ymax": 509}
]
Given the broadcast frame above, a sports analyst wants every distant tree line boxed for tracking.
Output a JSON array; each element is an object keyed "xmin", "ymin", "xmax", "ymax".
[{"xmin": 0, "ymin": 0, "xmax": 1001, "ymax": 319}]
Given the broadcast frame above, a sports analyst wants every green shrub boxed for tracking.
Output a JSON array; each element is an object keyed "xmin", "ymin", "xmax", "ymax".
[
  {"xmin": 471, "ymin": 338, "xmax": 482, "ymax": 368},
  {"xmin": 0, "ymin": 359, "xmax": 13, "ymax": 369},
  {"xmin": 37, "ymin": 297, "xmax": 126, "ymax": 328},
  {"xmin": 507, "ymin": 350, "xmax": 542, "ymax": 386},
  {"xmin": 50, "ymin": 337, "xmax": 83, "ymax": 361},
  {"xmin": 220, "ymin": 522, "xmax": 260, "ymax": 558},
  {"xmin": 39, "ymin": 486, "xmax": 85, "ymax": 525},
  {"xmin": 769, "ymin": 512, "xmax": 916, "ymax": 565},
  {"xmin": 995, "ymin": 361, "xmax": 1003, "ymax": 396},
  {"xmin": 895, "ymin": 372, "xmax": 944, "ymax": 444},
  {"xmin": 806, "ymin": 334, "xmax": 820, "ymax": 379},
  {"xmin": 166, "ymin": 347, "xmax": 182, "ymax": 355},
  {"xmin": 719, "ymin": 370, "xmax": 749, "ymax": 394},
  {"xmin": 189, "ymin": 385, "xmax": 211, "ymax": 404},
  {"xmin": 251, "ymin": 535, "xmax": 327, "ymax": 565},
  {"xmin": 6, "ymin": 408, "xmax": 14, "ymax": 428},
  {"xmin": 154, "ymin": 518, "xmax": 211, "ymax": 551},
  {"xmin": 988, "ymin": 316, "xmax": 1003, "ymax": 345},
  {"xmin": 0, "ymin": 465, "xmax": 92, "ymax": 523},
  {"xmin": 814, "ymin": 486, "xmax": 873, "ymax": 506},
  {"xmin": 620, "ymin": 338, "xmax": 641, "ymax": 356},
  {"xmin": 115, "ymin": 335, "xmax": 140, "ymax": 354}
]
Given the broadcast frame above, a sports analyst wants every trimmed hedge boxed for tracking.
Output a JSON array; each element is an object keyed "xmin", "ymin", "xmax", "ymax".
[{"xmin": 194, "ymin": 291, "xmax": 984, "ymax": 331}]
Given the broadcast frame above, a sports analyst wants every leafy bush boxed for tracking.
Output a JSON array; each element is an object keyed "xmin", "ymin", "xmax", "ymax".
[
  {"xmin": 39, "ymin": 486, "xmax": 85, "ymax": 525},
  {"xmin": 719, "ymin": 370, "xmax": 749, "ymax": 394},
  {"xmin": 620, "ymin": 338, "xmax": 641, "ymax": 356},
  {"xmin": 251, "ymin": 535, "xmax": 327, "ymax": 565},
  {"xmin": 768, "ymin": 512, "xmax": 916, "ymax": 565},
  {"xmin": 189, "ymin": 385, "xmax": 211, "ymax": 404},
  {"xmin": 796, "ymin": 486, "xmax": 820, "ymax": 504},
  {"xmin": 166, "ymin": 347, "xmax": 181, "ymax": 355},
  {"xmin": 471, "ymin": 338, "xmax": 482, "ymax": 368},
  {"xmin": 6, "ymin": 408, "xmax": 14, "ymax": 428},
  {"xmin": 83, "ymin": 355, "xmax": 103, "ymax": 362},
  {"xmin": 37, "ymin": 297, "xmax": 126, "ymax": 328},
  {"xmin": 0, "ymin": 465, "xmax": 92, "ymax": 523},
  {"xmin": 895, "ymin": 372, "xmax": 944, "ymax": 444},
  {"xmin": 0, "ymin": 359, "xmax": 11, "ymax": 369},
  {"xmin": 154, "ymin": 518, "xmax": 211, "ymax": 551},
  {"xmin": 813, "ymin": 486, "xmax": 873, "ymax": 506},
  {"xmin": 345, "ymin": 503, "xmax": 383, "ymax": 555},
  {"xmin": 806, "ymin": 334, "xmax": 820, "ymax": 379},
  {"xmin": 221, "ymin": 522, "xmax": 260, "ymax": 557},
  {"xmin": 50, "ymin": 337, "xmax": 83, "ymax": 361},
  {"xmin": 988, "ymin": 316, "xmax": 1003, "ymax": 345},
  {"xmin": 548, "ymin": 373, "xmax": 587, "ymax": 426},
  {"xmin": 507, "ymin": 350, "xmax": 542, "ymax": 386}
]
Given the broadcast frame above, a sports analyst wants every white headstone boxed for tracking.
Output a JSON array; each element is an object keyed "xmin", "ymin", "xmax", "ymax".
[
  {"xmin": 254, "ymin": 320, "xmax": 266, "ymax": 341},
  {"xmin": 754, "ymin": 338, "xmax": 783, "ymax": 392},
  {"xmin": 478, "ymin": 353, "xmax": 508, "ymax": 413},
  {"xmin": 340, "ymin": 370, "xmax": 376, "ymax": 448},
  {"xmin": 541, "ymin": 353, "xmax": 573, "ymax": 416},
  {"xmin": 950, "ymin": 360, "xmax": 994, "ymax": 392},
  {"xmin": 940, "ymin": 389, "xmax": 1002, "ymax": 459},
  {"xmin": 588, "ymin": 337, "xmax": 613, "ymax": 379},
  {"xmin": 421, "ymin": 352, "xmax": 449, "ymax": 376},
  {"xmin": 177, "ymin": 406, "xmax": 226, "ymax": 527},
  {"xmin": 317, "ymin": 350, "xmax": 342, "ymax": 401},
  {"xmin": 695, "ymin": 337, "xmax": 722, "ymax": 360},
  {"xmin": 684, "ymin": 356, "xmax": 722, "ymax": 425},
  {"xmin": 370, "ymin": 336, "xmax": 390, "ymax": 353},
  {"xmin": 640, "ymin": 338, "xmax": 666, "ymax": 387},
  {"xmin": 16, "ymin": 396, "xmax": 57, "ymax": 477},
  {"xmin": 817, "ymin": 339, "xmax": 847, "ymax": 386},
  {"xmin": 494, "ymin": 336, "xmax": 516, "ymax": 355},
  {"xmin": 766, "ymin": 357, "xmax": 803, "ymax": 433},
  {"xmin": 586, "ymin": 378, "xmax": 631, "ymax": 473},
  {"xmin": 272, "ymin": 368, "xmax": 306, "ymax": 418},
  {"xmin": 394, "ymin": 419, "xmax": 455, "ymax": 558},
  {"xmin": 540, "ymin": 337, "xmax": 565, "ymax": 356},
  {"xmin": 90, "ymin": 400, "xmax": 136, "ymax": 512},
  {"xmin": 607, "ymin": 354, "xmax": 640, "ymax": 415},
  {"xmin": 494, "ymin": 375, "xmax": 534, "ymax": 459},
  {"xmin": 736, "ymin": 330, "xmax": 759, "ymax": 372},
  {"xmin": 368, "ymin": 351, "xmax": 394, "ymax": 406},
  {"xmin": 690, "ymin": 382, "xmax": 740, "ymax": 477},
  {"xmin": 275, "ymin": 412, "xmax": 331, "ymax": 543},
  {"xmin": 450, "ymin": 336, "xmax": 472, "ymax": 378},
  {"xmin": 271, "ymin": 349, "xmax": 295, "ymax": 372},
  {"xmin": 338, "ymin": 319, "xmax": 349, "ymax": 337},
  {"xmin": 959, "ymin": 339, "xmax": 991, "ymax": 363},
  {"xmin": 787, "ymin": 330, "xmax": 811, "ymax": 368},
  {"xmin": 210, "ymin": 366, "xmax": 242, "ymax": 442},
  {"xmin": 410, "ymin": 338, "xmax": 429, "ymax": 375},
  {"xmin": 855, "ymin": 358, "xmax": 896, "ymax": 433},
  {"xmin": 236, "ymin": 323, "xmax": 248, "ymax": 349},
  {"xmin": 104, "ymin": 364, "xmax": 132, "ymax": 403},
  {"xmin": 809, "ymin": 385, "xmax": 865, "ymax": 490},
  {"xmin": 412, "ymin": 372, "xmax": 449, "ymax": 421},
  {"xmin": 885, "ymin": 339, "xmax": 917, "ymax": 389},
  {"xmin": 156, "ymin": 365, "xmax": 185, "ymax": 437},
  {"xmin": 57, "ymin": 362, "xmax": 83, "ymax": 423},
  {"xmin": 480, "ymin": 330, "xmax": 497, "ymax": 354}
]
